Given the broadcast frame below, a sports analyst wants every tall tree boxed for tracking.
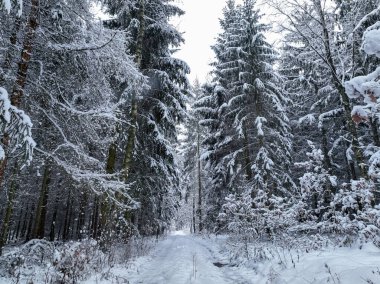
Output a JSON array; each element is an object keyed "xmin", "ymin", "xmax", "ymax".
[{"xmin": 103, "ymin": 0, "xmax": 190, "ymax": 235}]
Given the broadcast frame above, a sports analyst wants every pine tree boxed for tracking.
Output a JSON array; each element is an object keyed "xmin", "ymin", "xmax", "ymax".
[
  {"xmin": 215, "ymin": 0, "xmax": 293, "ymax": 196},
  {"xmin": 0, "ymin": 0, "xmax": 144, "ymax": 248},
  {"xmin": 193, "ymin": 83, "xmax": 232, "ymax": 231},
  {"xmin": 180, "ymin": 81, "xmax": 207, "ymax": 232},
  {"xmin": 104, "ymin": 0, "xmax": 190, "ymax": 235}
]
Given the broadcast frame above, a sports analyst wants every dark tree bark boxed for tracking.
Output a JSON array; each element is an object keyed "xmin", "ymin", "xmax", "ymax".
[
  {"xmin": 0, "ymin": 0, "xmax": 40, "ymax": 189},
  {"xmin": 33, "ymin": 163, "xmax": 51, "ymax": 239},
  {"xmin": 122, "ymin": 0, "xmax": 145, "ymax": 181},
  {"xmin": 0, "ymin": 163, "xmax": 18, "ymax": 255},
  {"xmin": 196, "ymin": 123, "xmax": 203, "ymax": 232},
  {"xmin": 314, "ymin": 0, "xmax": 367, "ymax": 178}
]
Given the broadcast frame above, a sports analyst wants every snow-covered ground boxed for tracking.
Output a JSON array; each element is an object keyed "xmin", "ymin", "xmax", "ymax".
[
  {"xmin": 274, "ymin": 243, "xmax": 380, "ymax": 283},
  {"xmin": 84, "ymin": 230, "xmax": 257, "ymax": 284},
  {"xmin": 1, "ymin": 232, "xmax": 379, "ymax": 283},
  {"xmin": 84, "ymin": 231, "xmax": 380, "ymax": 284}
]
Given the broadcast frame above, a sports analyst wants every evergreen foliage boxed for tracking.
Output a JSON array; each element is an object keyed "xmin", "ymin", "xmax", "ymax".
[{"xmin": 0, "ymin": 0, "xmax": 379, "ymax": 271}]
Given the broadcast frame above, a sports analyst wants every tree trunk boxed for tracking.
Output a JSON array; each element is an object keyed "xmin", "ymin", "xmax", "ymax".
[
  {"xmin": 99, "ymin": 196, "xmax": 111, "ymax": 242},
  {"xmin": 106, "ymin": 142, "xmax": 117, "ymax": 174},
  {"xmin": 370, "ymin": 117, "xmax": 380, "ymax": 147},
  {"xmin": 13, "ymin": 206, "xmax": 23, "ymax": 241},
  {"xmin": 62, "ymin": 190, "xmax": 72, "ymax": 241},
  {"xmin": 122, "ymin": 95, "xmax": 138, "ymax": 181},
  {"xmin": 242, "ymin": 120, "xmax": 252, "ymax": 181},
  {"xmin": 98, "ymin": 141, "xmax": 117, "ymax": 240},
  {"xmin": 0, "ymin": 135, "xmax": 10, "ymax": 191},
  {"xmin": 192, "ymin": 196, "xmax": 196, "ymax": 234},
  {"xmin": 90, "ymin": 196, "xmax": 99, "ymax": 239},
  {"xmin": 196, "ymin": 123, "xmax": 203, "ymax": 232},
  {"xmin": 122, "ymin": 0, "xmax": 145, "ymax": 181},
  {"xmin": 33, "ymin": 163, "xmax": 51, "ymax": 239},
  {"xmin": 315, "ymin": 0, "xmax": 367, "ymax": 178},
  {"xmin": 1, "ymin": 18, "xmax": 21, "ymax": 75},
  {"xmin": 0, "ymin": 163, "xmax": 18, "ymax": 255},
  {"xmin": 11, "ymin": 0, "xmax": 39, "ymax": 106},
  {"xmin": 49, "ymin": 196, "xmax": 59, "ymax": 242},
  {"xmin": 0, "ymin": 0, "xmax": 40, "ymax": 189},
  {"xmin": 25, "ymin": 205, "xmax": 34, "ymax": 242},
  {"xmin": 76, "ymin": 190, "xmax": 88, "ymax": 240},
  {"xmin": 19, "ymin": 204, "xmax": 29, "ymax": 239},
  {"xmin": 321, "ymin": 125, "xmax": 332, "ymax": 172},
  {"xmin": 344, "ymin": 139, "xmax": 357, "ymax": 180},
  {"xmin": 120, "ymin": 0, "xmax": 146, "ymax": 237}
]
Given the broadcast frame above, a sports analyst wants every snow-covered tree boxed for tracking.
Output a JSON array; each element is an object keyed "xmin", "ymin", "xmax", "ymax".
[
  {"xmin": 295, "ymin": 141, "xmax": 338, "ymax": 215},
  {"xmin": 199, "ymin": 0, "xmax": 294, "ymax": 234},
  {"xmin": 193, "ymin": 83, "xmax": 233, "ymax": 231},
  {"xmin": 0, "ymin": 0, "xmax": 147, "ymax": 250},
  {"xmin": 269, "ymin": 0, "xmax": 369, "ymax": 178},
  {"xmin": 345, "ymin": 13, "xmax": 380, "ymax": 181},
  {"xmin": 103, "ymin": 0, "xmax": 190, "ymax": 236}
]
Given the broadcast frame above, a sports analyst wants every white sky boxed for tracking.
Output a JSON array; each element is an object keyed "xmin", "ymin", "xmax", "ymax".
[
  {"xmin": 93, "ymin": 0, "xmax": 275, "ymax": 84},
  {"xmin": 93, "ymin": 0, "xmax": 228, "ymax": 83},
  {"xmin": 172, "ymin": 0, "xmax": 235, "ymax": 84},
  {"xmin": 172, "ymin": 0, "xmax": 279, "ymax": 84}
]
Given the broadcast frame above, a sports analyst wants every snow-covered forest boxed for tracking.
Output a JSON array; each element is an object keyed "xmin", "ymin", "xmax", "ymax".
[{"xmin": 0, "ymin": 0, "xmax": 379, "ymax": 283}]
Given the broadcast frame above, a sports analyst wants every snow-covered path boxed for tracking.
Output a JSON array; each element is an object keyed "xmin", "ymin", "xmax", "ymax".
[{"xmin": 126, "ymin": 231, "xmax": 254, "ymax": 284}]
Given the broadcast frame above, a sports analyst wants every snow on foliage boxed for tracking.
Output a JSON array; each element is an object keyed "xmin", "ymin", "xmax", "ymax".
[
  {"xmin": 0, "ymin": 87, "xmax": 35, "ymax": 167},
  {"xmin": 345, "ymin": 67, "xmax": 380, "ymax": 101},
  {"xmin": 345, "ymin": 19, "xmax": 380, "ymax": 178},
  {"xmin": 1, "ymin": 0, "xmax": 22, "ymax": 15},
  {"xmin": 0, "ymin": 87, "xmax": 11, "ymax": 123},
  {"xmin": 369, "ymin": 150, "xmax": 380, "ymax": 178},
  {"xmin": 298, "ymin": 113, "xmax": 316, "ymax": 125},
  {"xmin": 2, "ymin": 0, "xmax": 10, "ymax": 13},
  {"xmin": 362, "ymin": 28, "xmax": 380, "ymax": 57},
  {"xmin": 255, "ymin": 116, "xmax": 266, "ymax": 136},
  {"xmin": 295, "ymin": 140, "xmax": 336, "ymax": 213},
  {"xmin": 0, "ymin": 237, "xmax": 157, "ymax": 284},
  {"xmin": 333, "ymin": 180, "xmax": 380, "ymax": 246}
]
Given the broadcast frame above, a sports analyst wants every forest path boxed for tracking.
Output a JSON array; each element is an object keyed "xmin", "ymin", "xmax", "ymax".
[{"xmin": 127, "ymin": 231, "xmax": 254, "ymax": 284}]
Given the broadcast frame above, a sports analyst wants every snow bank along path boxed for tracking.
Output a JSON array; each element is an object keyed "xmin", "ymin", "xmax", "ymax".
[{"xmin": 126, "ymin": 231, "xmax": 254, "ymax": 284}]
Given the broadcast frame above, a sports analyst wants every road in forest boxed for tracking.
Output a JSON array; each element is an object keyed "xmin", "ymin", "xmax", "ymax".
[{"xmin": 128, "ymin": 231, "xmax": 254, "ymax": 284}]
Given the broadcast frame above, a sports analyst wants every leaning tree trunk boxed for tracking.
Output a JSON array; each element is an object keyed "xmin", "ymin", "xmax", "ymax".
[
  {"xmin": 315, "ymin": 0, "xmax": 367, "ymax": 178},
  {"xmin": 0, "ymin": 18, "xmax": 21, "ymax": 85},
  {"xmin": 0, "ymin": 0, "xmax": 40, "ymax": 189}
]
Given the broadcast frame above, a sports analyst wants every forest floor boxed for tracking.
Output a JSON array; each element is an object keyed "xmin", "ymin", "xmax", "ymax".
[
  {"xmin": 0, "ymin": 231, "xmax": 379, "ymax": 283},
  {"xmin": 84, "ymin": 230, "xmax": 380, "ymax": 284},
  {"xmin": 84, "ymin": 230, "xmax": 257, "ymax": 284}
]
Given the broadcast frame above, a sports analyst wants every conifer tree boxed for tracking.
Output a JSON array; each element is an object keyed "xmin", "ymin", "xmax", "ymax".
[{"xmin": 104, "ymin": 0, "xmax": 190, "ymax": 235}]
